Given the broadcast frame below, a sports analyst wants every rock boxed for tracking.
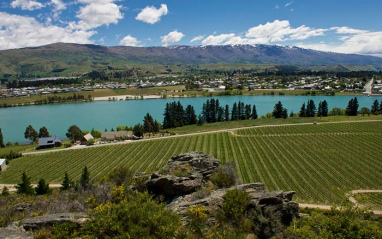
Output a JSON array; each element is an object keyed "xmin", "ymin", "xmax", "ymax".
[
  {"xmin": 145, "ymin": 152, "xmax": 220, "ymax": 198},
  {"xmin": 283, "ymin": 191, "xmax": 296, "ymax": 201},
  {"xmin": 0, "ymin": 229, "xmax": 34, "ymax": 239},
  {"xmin": 13, "ymin": 203, "xmax": 32, "ymax": 213},
  {"xmin": 21, "ymin": 213, "xmax": 89, "ymax": 231}
]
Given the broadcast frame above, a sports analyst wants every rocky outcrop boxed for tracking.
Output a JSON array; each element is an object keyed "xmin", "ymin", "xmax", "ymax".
[
  {"xmin": 21, "ymin": 212, "xmax": 89, "ymax": 231},
  {"xmin": 146, "ymin": 152, "xmax": 220, "ymax": 198},
  {"xmin": 146, "ymin": 152, "xmax": 299, "ymax": 225}
]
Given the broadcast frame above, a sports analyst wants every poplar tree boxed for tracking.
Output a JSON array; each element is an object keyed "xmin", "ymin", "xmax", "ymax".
[
  {"xmin": 371, "ymin": 99, "xmax": 379, "ymax": 114},
  {"xmin": 251, "ymin": 105, "xmax": 258, "ymax": 119},
  {"xmin": 0, "ymin": 128, "xmax": 4, "ymax": 148}
]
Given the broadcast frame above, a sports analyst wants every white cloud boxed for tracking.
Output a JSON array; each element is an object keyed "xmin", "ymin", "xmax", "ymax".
[
  {"xmin": 0, "ymin": 12, "xmax": 95, "ymax": 50},
  {"xmin": 275, "ymin": 5, "xmax": 280, "ymax": 9},
  {"xmin": 246, "ymin": 20, "xmax": 326, "ymax": 43},
  {"xmin": 297, "ymin": 27, "xmax": 382, "ymax": 55},
  {"xmin": 11, "ymin": 0, "xmax": 44, "ymax": 10},
  {"xmin": 285, "ymin": 1, "xmax": 294, "ymax": 7},
  {"xmin": 119, "ymin": 35, "xmax": 142, "ymax": 46},
  {"xmin": 136, "ymin": 4, "xmax": 168, "ymax": 24},
  {"xmin": 202, "ymin": 33, "xmax": 243, "ymax": 45},
  {"xmin": 49, "ymin": 0, "xmax": 66, "ymax": 19},
  {"xmin": 161, "ymin": 30, "xmax": 184, "ymax": 46},
  {"xmin": 190, "ymin": 35, "xmax": 204, "ymax": 43},
  {"xmin": 74, "ymin": 0, "xmax": 123, "ymax": 30}
]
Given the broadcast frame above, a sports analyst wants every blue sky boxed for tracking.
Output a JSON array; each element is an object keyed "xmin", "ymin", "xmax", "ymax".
[{"xmin": 1, "ymin": 0, "xmax": 382, "ymax": 56}]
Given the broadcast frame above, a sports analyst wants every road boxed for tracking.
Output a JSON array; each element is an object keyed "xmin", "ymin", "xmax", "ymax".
[
  {"xmin": 363, "ymin": 78, "xmax": 374, "ymax": 95},
  {"xmin": 22, "ymin": 119, "xmax": 382, "ymax": 156}
]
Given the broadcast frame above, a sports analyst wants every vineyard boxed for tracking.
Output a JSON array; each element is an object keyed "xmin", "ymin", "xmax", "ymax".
[
  {"xmin": 354, "ymin": 193, "xmax": 382, "ymax": 210},
  {"xmin": 0, "ymin": 121, "xmax": 381, "ymax": 204}
]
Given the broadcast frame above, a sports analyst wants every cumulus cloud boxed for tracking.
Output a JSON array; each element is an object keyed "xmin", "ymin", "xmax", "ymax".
[
  {"xmin": 11, "ymin": 0, "xmax": 44, "ymax": 10},
  {"xmin": 245, "ymin": 20, "xmax": 326, "ymax": 43},
  {"xmin": 74, "ymin": 0, "xmax": 123, "ymax": 30},
  {"xmin": 136, "ymin": 4, "xmax": 168, "ymax": 24},
  {"xmin": 119, "ymin": 35, "xmax": 142, "ymax": 46},
  {"xmin": 0, "ymin": 12, "xmax": 95, "ymax": 50},
  {"xmin": 297, "ymin": 28, "xmax": 382, "ymax": 55},
  {"xmin": 161, "ymin": 30, "xmax": 184, "ymax": 46},
  {"xmin": 190, "ymin": 35, "xmax": 204, "ymax": 43}
]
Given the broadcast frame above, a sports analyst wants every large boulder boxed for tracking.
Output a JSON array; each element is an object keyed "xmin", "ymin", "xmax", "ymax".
[
  {"xmin": 145, "ymin": 152, "xmax": 220, "ymax": 198},
  {"xmin": 21, "ymin": 212, "xmax": 89, "ymax": 231}
]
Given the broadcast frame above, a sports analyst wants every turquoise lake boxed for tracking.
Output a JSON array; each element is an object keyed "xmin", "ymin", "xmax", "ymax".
[{"xmin": 0, "ymin": 95, "xmax": 380, "ymax": 143}]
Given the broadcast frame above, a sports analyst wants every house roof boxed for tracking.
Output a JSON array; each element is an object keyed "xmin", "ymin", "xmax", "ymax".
[
  {"xmin": 39, "ymin": 136, "xmax": 61, "ymax": 146},
  {"xmin": 101, "ymin": 131, "xmax": 133, "ymax": 139},
  {"xmin": 0, "ymin": 158, "xmax": 6, "ymax": 165},
  {"xmin": 82, "ymin": 133, "xmax": 94, "ymax": 141}
]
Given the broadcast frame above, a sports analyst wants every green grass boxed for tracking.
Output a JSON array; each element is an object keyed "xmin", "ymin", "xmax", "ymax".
[
  {"xmin": 1, "ymin": 120, "xmax": 381, "ymax": 205},
  {"xmin": 354, "ymin": 193, "xmax": 382, "ymax": 210}
]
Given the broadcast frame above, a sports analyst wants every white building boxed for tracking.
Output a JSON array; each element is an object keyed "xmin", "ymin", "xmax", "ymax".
[{"xmin": 0, "ymin": 158, "xmax": 6, "ymax": 171}]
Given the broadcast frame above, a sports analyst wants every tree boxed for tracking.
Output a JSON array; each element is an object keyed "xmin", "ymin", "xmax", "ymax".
[
  {"xmin": 252, "ymin": 105, "xmax": 258, "ymax": 119},
  {"xmin": 346, "ymin": 97, "xmax": 359, "ymax": 116},
  {"xmin": 66, "ymin": 125, "xmax": 82, "ymax": 142},
  {"xmin": 224, "ymin": 104, "xmax": 230, "ymax": 121},
  {"xmin": 197, "ymin": 114, "xmax": 204, "ymax": 126},
  {"xmin": 24, "ymin": 125, "xmax": 38, "ymax": 142},
  {"xmin": 245, "ymin": 104, "xmax": 252, "ymax": 120},
  {"xmin": 61, "ymin": 172, "xmax": 73, "ymax": 191},
  {"xmin": 35, "ymin": 178, "xmax": 50, "ymax": 195},
  {"xmin": 321, "ymin": 100, "xmax": 328, "ymax": 117},
  {"xmin": 185, "ymin": 105, "xmax": 197, "ymax": 125},
  {"xmin": 1, "ymin": 186, "xmax": 9, "ymax": 196},
  {"xmin": 38, "ymin": 126, "xmax": 50, "ymax": 138},
  {"xmin": 272, "ymin": 101, "xmax": 285, "ymax": 118},
  {"xmin": 16, "ymin": 172, "xmax": 35, "ymax": 195},
  {"xmin": 359, "ymin": 107, "xmax": 371, "ymax": 116},
  {"xmin": 281, "ymin": 108, "xmax": 288, "ymax": 119},
  {"xmin": 371, "ymin": 99, "xmax": 379, "ymax": 115},
  {"xmin": 306, "ymin": 100, "xmax": 316, "ymax": 117},
  {"xmin": 80, "ymin": 166, "xmax": 90, "ymax": 190},
  {"xmin": 0, "ymin": 128, "xmax": 4, "ymax": 148},
  {"xmin": 133, "ymin": 123, "xmax": 144, "ymax": 138},
  {"xmin": 143, "ymin": 113, "xmax": 154, "ymax": 135},
  {"xmin": 90, "ymin": 128, "xmax": 101, "ymax": 138},
  {"xmin": 231, "ymin": 102, "xmax": 238, "ymax": 120},
  {"xmin": 299, "ymin": 103, "xmax": 306, "ymax": 117}
]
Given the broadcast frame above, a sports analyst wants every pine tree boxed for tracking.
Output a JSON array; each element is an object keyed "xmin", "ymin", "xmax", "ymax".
[
  {"xmin": 306, "ymin": 100, "xmax": 316, "ymax": 117},
  {"xmin": 281, "ymin": 108, "xmax": 288, "ymax": 119},
  {"xmin": 185, "ymin": 105, "xmax": 197, "ymax": 125},
  {"xmin": 231, "ymin": 102, "xmax": 238, "ymax": 120},
  {"xmin": 61, "ymin": 172, "xmax": 72, "ymax": 191},
  {"xmin": 38, "ymin": 126, "xmax": 50, "ymax": 138},
  {"xmin": 35, "ymin": 179, "xmax": 50, "ymax": 195},
  {"xmin": 322, "ymin": 100, "xmax": 328, "ymax": 117},
  {"xmin": 299, "ymin": 103, "xmax": 306, "ymax": 117},
  {"xmin": 239, "ymin": 102, "xmax": 245, "ymax": 120},
  {"xmin": 380, "ymin": 100, "xmax": 382, "ymax": 112},
  {"xmin": 251, "ymin": 105, "xmax": 258, "ymax": 119},
  {"xmin": 217, "ymin": 107, "xmax": 224, "ymax": 122},
  {"xmin": 352, "ymin": 97, "xmax": 359, "ymax": 116},
  {"xmin": 16, "ymin": 172, "xmax": 35, "ymax": 195},
  {"xmin": 272, "ymin": 101, "xmax": 285, "ymax": 118},
  {"xmin": 0, "ymin": 128, "xmax": 4, "ymax": 148},
  {"xmin": 371, "ymin": 99, "xmax": 379, "ymax": 115},
  {"xmin": 289, "ymin": 110, "xmax": 294, "ymax": 117},
  {"xmin": 245, "ymin": 104, "xmax": 252, "ymax": 120},
  {"xmin": 197, "ymin": 114, "xmax": 204, "ymax": 126},
  {"xmin": 224, "ymin": 104, "xmax": 230, "ymax": 121},
  {"xmin": 80, "ymin": 166, "xmax": 90, "ymax": 190},
  {"xmin": 318, "ymin": 102, "xmax": 323, "ymax": 117},
  {"xmin": 346, "ymin": 98, "xmax": 354, "ymax": 116},
  {"xmin": 143, "ymin": 113, "xmax": 154, "ymax": 135},
  {"xmin": 133, "ymin": 123, "xmax": 144, "ymax": 138}
]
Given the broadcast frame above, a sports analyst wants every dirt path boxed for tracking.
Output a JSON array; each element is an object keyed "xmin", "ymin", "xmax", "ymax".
[
  {"xmin": 0, "ymin": 184, "xmax": 62, "ymax": 192},
  {"xmin": 22, "ymin": 119, "xmax": 382, "ymax": 156}
]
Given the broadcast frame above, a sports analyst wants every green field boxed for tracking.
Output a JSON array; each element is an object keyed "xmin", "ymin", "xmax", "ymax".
[
  {"xmin": 354, "ymin": 193, "xmax": 382, "ymax": 210},
  {"xmin": 1, "ymin": 121, "xmax": 381, "ymax": 204}
]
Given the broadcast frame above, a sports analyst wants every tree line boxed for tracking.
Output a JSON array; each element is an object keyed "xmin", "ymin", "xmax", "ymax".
[
  {"xmin": 34, "ymin": 94, "xmax": 92, "ymax": 105},
  {"xmin": 6, "ymin": 78, "xmax": 81, "ymax": 88}
]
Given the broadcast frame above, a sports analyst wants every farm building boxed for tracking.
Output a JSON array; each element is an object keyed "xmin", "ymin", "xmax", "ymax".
[
  {"xmin": 0, "ymin": 158, "xmax": 6, "ymax": 171},
  {"xmin": 81, "ymin": 133, "xmax": 94, "ymax": 145},
  {"xmin": 38, "ymin": 136, "xmax": 62, "ymax": 149},
  {"xmin": 101, "ymin": 131, "xmax": 133, "ymax": 141}
]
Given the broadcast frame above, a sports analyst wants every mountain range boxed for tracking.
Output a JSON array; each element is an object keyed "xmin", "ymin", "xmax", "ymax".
[{"xmin": 0, "ymin": 43, "xmax": 381, "ymax": 77}]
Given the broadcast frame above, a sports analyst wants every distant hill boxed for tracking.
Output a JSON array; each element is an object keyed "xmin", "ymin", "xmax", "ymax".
[{"xmin": 0, "ymin": 43, "xmax": 381, "ymax": 77}]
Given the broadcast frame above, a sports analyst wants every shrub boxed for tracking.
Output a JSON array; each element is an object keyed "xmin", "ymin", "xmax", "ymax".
[
  {"xmin": 221, "ymin": 189, "xmax": 250, "ymax": 225},
  {"xmin": 186, "ymin": 205, "xmax": 208, "ymax": 236},
  {"xmin": 81, "ymin": 192, "xmax": 181, "ymax": 238},
  {"xmin": 107, "ymin": 166, "xmax": 133, "ymax": 186},
  {"xmin": 211, "ymin": 162, "xmax": 239, "ymax": 188},
  {"xmin": 35, "ymin": 179, "xmax": 51, "ymax": 195},
  {"xmin": 86, "ymin": 139, "xmax": 95, "ymax": 146}
]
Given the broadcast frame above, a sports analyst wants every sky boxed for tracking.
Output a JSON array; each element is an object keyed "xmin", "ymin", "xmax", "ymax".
[{"xmin": 1, "ymin": 0, "xmax": 382, "ymax": 56}]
